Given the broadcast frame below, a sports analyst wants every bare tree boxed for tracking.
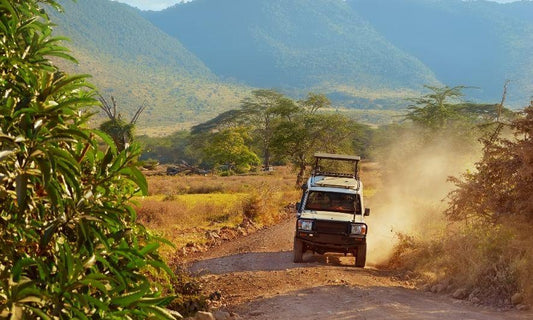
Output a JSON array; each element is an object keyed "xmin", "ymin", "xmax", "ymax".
[{"xmin": 98, "ymin": 95, "xmax": 146, "ymax": 151}]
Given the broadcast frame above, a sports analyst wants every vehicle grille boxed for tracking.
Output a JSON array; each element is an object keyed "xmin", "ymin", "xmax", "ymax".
[{"xmin": 314, "ymin": 220, "xmax": 350, "ymax": 235}]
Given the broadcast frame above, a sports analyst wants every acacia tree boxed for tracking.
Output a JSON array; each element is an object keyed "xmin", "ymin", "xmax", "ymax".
[
  {"xmin": 272, "ymin": 93, "xmax": 361, "ymax": 185},
  {"xmin": 405, "ymin": 85, "xmax": 512, "ymax": 133},
  {"xmin": 240, "ymin": 89, "xmax": 298, "ymax": 169},
  {"xmin": 202, "ymin": 127, "xmax": 260, "ymax": 173},
  {"xmin": 405, "ymin": 85, "xmax": 468, "ymax": 131},
  {"xmin": 0, "ymin": 1, "xmax": 177, "ymax": 318}
]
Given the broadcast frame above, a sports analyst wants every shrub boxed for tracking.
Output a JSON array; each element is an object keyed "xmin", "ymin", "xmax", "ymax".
[
  {"xmin": 0, "ymin": 1, "xmax": 177, "ymax": 318},
  {"xmin": 389, "ymin": 222, "xmax": 532, "ymax": 306}
]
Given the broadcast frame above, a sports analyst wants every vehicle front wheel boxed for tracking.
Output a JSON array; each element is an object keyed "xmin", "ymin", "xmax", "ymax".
[
  {"xmin": 293, "ymin": 238, "xmax": 304, "ymax": 263},
  {"xmin": 355, "ymin": 244, "xmax": 366, "ymax": 268}
]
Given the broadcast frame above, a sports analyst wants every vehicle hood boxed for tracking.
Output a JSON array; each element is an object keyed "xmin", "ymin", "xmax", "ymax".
[{"xmin": 300, "ymin": 210, "xmax": 364, "ymax": 223}]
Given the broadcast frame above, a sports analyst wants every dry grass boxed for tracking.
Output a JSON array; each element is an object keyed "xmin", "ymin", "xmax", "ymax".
[
  {"xmin": 135, "ymin": 167, "xmax": 300, "ymax": 256},
  {"xmin": 135, "ymin": 193, "xmax": 247, "ymax": 250},
  {"xmin": 146, "ymin": 166, "xmax": 296, "ymax": 196},
  {"xmin": 387, "ymin": 218, "xmax": 533, "ymax": 307}
]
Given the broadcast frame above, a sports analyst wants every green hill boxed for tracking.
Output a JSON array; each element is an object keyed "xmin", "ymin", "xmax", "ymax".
[
  {"xmin": 144, "ymin": 0, "xmax": 440, "ymax": 107},
  {"xmin": 348, "ymin": 0, "xmax": 533, "ymax": 106},
  {"xmin": 47, "ymin": 0, "xmax": 533, "ymax": 132},
  {"xmin": 50, "ymin": 0, "xmax": 249, "ymax": 133}
]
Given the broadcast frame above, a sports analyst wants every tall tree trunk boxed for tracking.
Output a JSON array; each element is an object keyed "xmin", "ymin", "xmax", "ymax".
[
  {"xmin": 296, "ymin": 163, "xmax": 306, "ymax": 187},
  {"xmin": 264, "ymin": 148, "xmax": 270, "ymax": 169}
]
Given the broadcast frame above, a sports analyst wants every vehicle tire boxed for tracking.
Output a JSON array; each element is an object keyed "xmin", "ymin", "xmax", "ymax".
[
  {"xmin": 355, "ymin": 244, "xmax": 366, "ymax": 268},
  {"xmin": 293, "ymin": 238, "xmax": 304, "ymax": 263}
]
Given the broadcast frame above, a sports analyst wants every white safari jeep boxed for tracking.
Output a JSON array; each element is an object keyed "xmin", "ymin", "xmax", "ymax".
[{"xmin": 294, "ymin": 153, "xmax": 370, "ymax": 267}]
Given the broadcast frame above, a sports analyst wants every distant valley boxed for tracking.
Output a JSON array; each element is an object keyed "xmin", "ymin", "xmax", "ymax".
[{"xmin": 51, "ymin": 0, "xmax": 533, "ymax": 133}]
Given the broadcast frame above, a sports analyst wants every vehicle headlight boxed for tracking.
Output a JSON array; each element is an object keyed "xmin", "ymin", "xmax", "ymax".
[
  {"xmin": 298, "ymin": 219, "xmax": 314, "ymax": 231},
  {"xmin": 351, "ymin": 223, "xmax": 367, "ymax": 235}
]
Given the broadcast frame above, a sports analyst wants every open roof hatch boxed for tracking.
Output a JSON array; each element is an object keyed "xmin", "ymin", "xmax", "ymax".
[{"xmin": 312, "ymin": 152, "xmax": 361, "ymax": 180}]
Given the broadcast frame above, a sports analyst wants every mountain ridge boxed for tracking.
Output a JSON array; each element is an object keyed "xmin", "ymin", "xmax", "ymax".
[
  {"xmin": 50, "ymin": 0, "xmax": 249, "ymax": 133},
  {"xmin": 48, "ymin": 0, "xmax": 533, "ymax": 133},
  {"xmin": 143, "ymin": 0, "xmax": 440, "ymax": 93},
  {"xmin": 348, "ymin": 0, "xmax": 533, "ymax": 105}
]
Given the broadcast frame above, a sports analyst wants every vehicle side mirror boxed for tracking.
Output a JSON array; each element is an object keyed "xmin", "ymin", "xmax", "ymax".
[{"xmin": 364, "ymin": 208, "xmax": 370, "ymax": 216}]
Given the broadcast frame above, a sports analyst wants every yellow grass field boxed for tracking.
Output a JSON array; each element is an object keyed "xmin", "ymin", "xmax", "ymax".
[{"xmin": 134, "ymin": 167, "xmax": 301, "ymax": 255}]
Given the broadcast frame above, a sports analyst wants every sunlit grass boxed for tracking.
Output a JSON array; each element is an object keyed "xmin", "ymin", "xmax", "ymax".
[{"xmin": 135, "ymin": 167, "xmax": 300, "ymax": 256}]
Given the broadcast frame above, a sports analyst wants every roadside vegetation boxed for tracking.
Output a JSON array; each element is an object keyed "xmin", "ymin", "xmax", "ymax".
[{"xmin": 379, "ymin": 86, "xmax": 533, "ymax": 308}]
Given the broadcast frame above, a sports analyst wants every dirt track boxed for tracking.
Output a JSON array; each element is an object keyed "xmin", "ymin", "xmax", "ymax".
[{"xmin": 187, "ymin": 218, "xmax": 532, "ymax": 319}]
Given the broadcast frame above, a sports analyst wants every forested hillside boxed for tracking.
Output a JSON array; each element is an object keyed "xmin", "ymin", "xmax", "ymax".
[
  {"xmin": 143, "ymin": 0, "xmax": 439, "ymax": 108},
  {"xmin": 349, "ymin": 0, "xmax": 533, "ymax": 105},
  {"xmin": 50, "ymin": 0, "xmax": 249, "ymax": 133},
  {"xmin": 48, "ymin": 0, "xmax": 533, "ymax": 132}
]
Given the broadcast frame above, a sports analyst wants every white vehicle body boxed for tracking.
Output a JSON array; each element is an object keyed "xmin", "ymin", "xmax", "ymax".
[{"xmin": 294, "ymin": 153, "xmax": 369, "ymax": 267}]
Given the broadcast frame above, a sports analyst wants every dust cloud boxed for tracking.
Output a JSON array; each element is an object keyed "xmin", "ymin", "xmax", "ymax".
[{"xmin": 365, "ymin": 132, "xmax": 480, "ymax": 265}]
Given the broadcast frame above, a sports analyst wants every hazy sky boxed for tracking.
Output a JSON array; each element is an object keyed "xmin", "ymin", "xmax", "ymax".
[
  {"xmin": 112, "ymin": 0, "xmax": 187, "ymax": 11},
  {"xmin": 114, "ymin": 0, "xmax": 526, "ymax": 11}
]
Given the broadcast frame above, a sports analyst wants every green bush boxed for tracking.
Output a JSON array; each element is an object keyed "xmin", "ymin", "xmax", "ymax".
[{"xmin": 0, "ymin": 1, "xmax": 178, "ymax": 318}]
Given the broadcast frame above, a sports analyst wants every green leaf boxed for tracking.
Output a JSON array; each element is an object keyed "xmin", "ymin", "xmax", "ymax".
[
  {"xmin": 137, "ymin": 296, "xmax": 176, "ymax": 307},
  {"xmin": 85, "ymin": 295, "xmax": 109, "ymax": 312},
  {"xmin": 139, "ymin": 242, "xmax": 159, "ymax": 256},
  {"xmin": 92, "ymin": 130, "xmax": 117, "ymax": 155},
  {"xmin": 110, "ymin": 290, "xmax": 146, "ymax": 308},
  {"xmin": 18, "ymin": 296, "xmax": 45, "ymax": 304},
  {"xmin": 71, "ymin": 306, "xmax": 89, "ymax": 320},
  {"xmin": 143, "ymin": 305, "xmax": 180, "ymax": 320},
  {"xmin": 26, "ymin": 307, "xmax": 51, "ymax": 320},
  {"xmin": 77, "ymin": 277, "xmax": 107, "ymax": 294},
  {"xmin": 39, "ymin": 221, "xmax": 59, "ymax": 250},
  {"xmin": 146, "ymin": 260, "xmax": 173, "ymax": 276},
  {"xmin": 12, "ymin": 258, "xmax": 36, "ymax": 282},
  {"xmin": 120, "ymin": 166, "xmax": 148, "ymax": 196}
]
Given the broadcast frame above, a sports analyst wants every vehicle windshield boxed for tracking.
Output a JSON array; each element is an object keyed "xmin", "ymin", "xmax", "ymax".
[{"xmin": 305, "ymin": 191, "xmax": 360, "ymax": 214}]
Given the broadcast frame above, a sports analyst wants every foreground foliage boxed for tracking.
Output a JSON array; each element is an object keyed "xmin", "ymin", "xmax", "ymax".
[{"xmin": 0, "ymin": 1, "xmax": 177, "ymax": 318}]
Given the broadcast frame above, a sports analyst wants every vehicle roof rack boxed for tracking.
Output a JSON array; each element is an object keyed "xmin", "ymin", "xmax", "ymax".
[{"xmin": 312, "ymin": 152, "xmax": 361, "ymax": 179}]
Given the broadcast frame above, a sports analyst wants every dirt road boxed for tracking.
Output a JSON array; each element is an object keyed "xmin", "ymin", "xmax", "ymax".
[{"xmin": 188, "ymin": 218, "xmax": 531, "ymax": 319}]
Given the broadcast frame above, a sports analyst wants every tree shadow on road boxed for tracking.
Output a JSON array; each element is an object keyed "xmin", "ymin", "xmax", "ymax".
[{"xmin": 189, "ymin": 250, "xmax": 376, "ymax": 275}]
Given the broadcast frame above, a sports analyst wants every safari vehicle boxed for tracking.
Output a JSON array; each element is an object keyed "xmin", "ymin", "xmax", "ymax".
[{"xmin": 294, "ymin": 153, "xmax": 370, "ymax": 267}]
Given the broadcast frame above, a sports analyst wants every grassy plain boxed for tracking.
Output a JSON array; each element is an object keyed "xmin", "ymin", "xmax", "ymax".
[{"xmin": 134, "ymin": 167, "xmax": 301, "ymax": 256}]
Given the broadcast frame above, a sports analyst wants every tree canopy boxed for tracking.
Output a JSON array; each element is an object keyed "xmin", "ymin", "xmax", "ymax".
[{"xmin": 188, "ymin": 90, "xmax": 370, "ymax": 183}]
